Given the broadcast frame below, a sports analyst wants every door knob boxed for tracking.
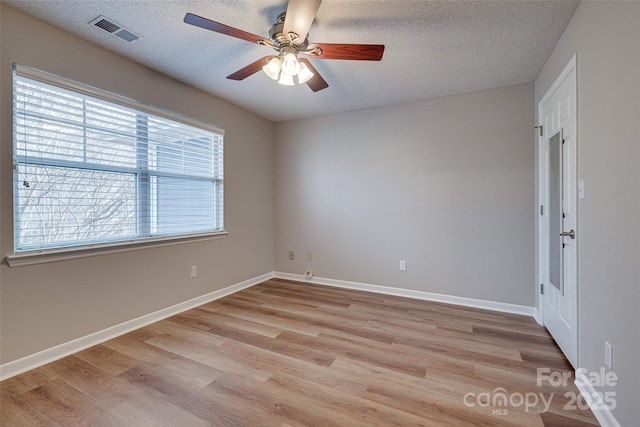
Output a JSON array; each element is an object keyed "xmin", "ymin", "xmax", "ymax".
[{"xmin": 560, "ymin": 229, "xmax": 576, "ymax": 239}]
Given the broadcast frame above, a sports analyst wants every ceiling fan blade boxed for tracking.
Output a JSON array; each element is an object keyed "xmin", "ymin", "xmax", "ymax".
[
  {"xmin": 308, "ymin": 43, "xmax": 385, "ymax": 61},
  {"xmin": 184, "ymin": 13, "xmax": 271, "ymax": 46},
  {"xmin": 282, "ymin": 0, "xmax": 322, "ymax": 43},
  {"xmin": 299, "ymin": 58, "xmax": 328, "ymax": 92},
  {"xmin": 227, "ymin": 56, "xmax": 274, "ymax": 81}
]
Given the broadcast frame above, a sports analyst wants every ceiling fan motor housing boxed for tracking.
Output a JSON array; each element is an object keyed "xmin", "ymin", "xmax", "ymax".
[{"xmin": 269, "ymin": 13, "xmax": 309, "ymax": 51}]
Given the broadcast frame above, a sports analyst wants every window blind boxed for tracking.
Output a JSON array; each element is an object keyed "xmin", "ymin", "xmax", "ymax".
[{"xmin": 12, "ymin": 64, "xmax": 224, "ymax": 254}]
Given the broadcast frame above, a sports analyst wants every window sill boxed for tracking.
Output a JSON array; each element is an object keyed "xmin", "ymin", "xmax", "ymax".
[{"xmin": 4, "ymin": 231, "xmax": 228, "ymax": 268}]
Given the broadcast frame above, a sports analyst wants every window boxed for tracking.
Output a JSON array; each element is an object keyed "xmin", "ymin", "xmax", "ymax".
[{"xmin": 12, "ymin": 64, "xmax": 224, "ymax": 256}]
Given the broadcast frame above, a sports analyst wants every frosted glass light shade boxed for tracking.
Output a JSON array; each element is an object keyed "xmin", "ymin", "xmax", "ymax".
[
  {"xmin": 262, "ymin": 57, "xmax": 282, "ymax": 80},
  {"xmin": 278, "ymin": 72, "xmax": 294, "ymax": 86},
  {"xmin": 297, "ymin": 62, "xmax": 314, "ymax": 84},
  {"xmin": 281, "ymin": 52, "xmax": 300, "ymax": 76}
]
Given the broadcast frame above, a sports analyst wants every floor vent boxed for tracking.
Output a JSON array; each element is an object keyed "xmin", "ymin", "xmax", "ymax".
[{"xmin": 89, "ymin": 16, "xmax": 140, "ymax": 43}]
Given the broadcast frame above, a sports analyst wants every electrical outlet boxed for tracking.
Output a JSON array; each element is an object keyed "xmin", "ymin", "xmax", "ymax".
[
  {"xmin": 288, "ymin": 250, "xmax": 295, "ymax": 260},
  {"xmin": 307, "ymin": 252, "xmax": 312, "ymax": 261},
  {"xmin": 399, "ymin": 260, "xmax": 407, "ymax": 271},
  {"xmin": 190, "ymin": 266, "xmax": 197, "ymax": 278},
  {"xmin": 604, "ymin": 341, "xmax": 613, "ymax": 369}
]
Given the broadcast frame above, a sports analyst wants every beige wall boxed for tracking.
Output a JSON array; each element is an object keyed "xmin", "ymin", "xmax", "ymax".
[
  {"xmin": 535, "ymin": 2, "xmax": 640, "ymax": 425},
  {"xmin": 0, "ymin": 5, "xmax": 275, "ymax": 363},
  {"xmin": 275, "ymin": 83, "xmax": 535, "ymax": 306}
]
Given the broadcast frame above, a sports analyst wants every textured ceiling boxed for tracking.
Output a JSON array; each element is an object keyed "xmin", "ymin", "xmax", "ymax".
[{"xmin": 4, "ymin": 0, "xmax": 579, "ymax": 122}]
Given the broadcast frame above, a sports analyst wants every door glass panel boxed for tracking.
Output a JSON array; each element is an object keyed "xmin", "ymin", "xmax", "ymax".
[{"xmin": 549, "ymin": 131, "xmax": 563, "ymax": 294}]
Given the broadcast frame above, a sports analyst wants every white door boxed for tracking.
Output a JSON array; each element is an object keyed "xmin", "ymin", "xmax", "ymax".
[{"xmin": 538, "ymin": 55, "xmax": 578, "ymax": 367}]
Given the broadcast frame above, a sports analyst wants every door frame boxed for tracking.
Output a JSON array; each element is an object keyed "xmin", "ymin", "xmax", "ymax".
[{"xmin": 536, "ymin": 54, "xmax": 578, "ymax": 367}]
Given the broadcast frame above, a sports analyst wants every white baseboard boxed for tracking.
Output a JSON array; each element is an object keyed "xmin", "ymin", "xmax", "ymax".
[
  {"xmin": 5, "ymin": 270, "xmax": 619, "ymax": 426},
  {"xmin": 0, "ymin": 271, "xmax": 538, "ymax": 381},
  {"xmin": 574, "ymin": 369, "xmax": 621, "ymax": 427},
  {"xmin": 533, "ymin": 308, "xmax": 543, "ymax": 326},
  {"xmin": 0, "ymin": 271, "xmax": 275, "ymax": 381},
  {"xmin": 274, "ymin": 272, "xmax": 536, "ymax": 318}
]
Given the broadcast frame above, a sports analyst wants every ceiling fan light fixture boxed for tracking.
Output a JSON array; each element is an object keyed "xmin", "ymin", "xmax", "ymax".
[
  {"xmin": 278, "ymin": 72, "xmax": 295, "ymax": 86},
  {"xmin": 263, "ymin": 56, "xmax": 282, "ymax": 80},
  {"xmin": 297, "ymin": 62, "xmax": 314, "ymax": 84},
  {"xmin": 185, "ymin": 5, "xmax": 385, "ymax": 93}
]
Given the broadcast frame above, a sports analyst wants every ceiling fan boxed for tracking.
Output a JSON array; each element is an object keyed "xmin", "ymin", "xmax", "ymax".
[{"xmin": 184, "ymin": 0, "xmax": 384, "ymax": 92}]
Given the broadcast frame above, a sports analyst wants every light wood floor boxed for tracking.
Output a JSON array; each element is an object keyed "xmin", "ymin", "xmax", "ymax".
[{"xmin": 1, "ymin": 279, "xmax": 599, "ymax": 426}]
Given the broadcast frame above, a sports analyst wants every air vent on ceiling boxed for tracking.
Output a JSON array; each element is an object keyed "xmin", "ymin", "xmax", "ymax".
[{"xmin": 89, "ymin": 16, "xmax": 140, "ymax": 43}]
